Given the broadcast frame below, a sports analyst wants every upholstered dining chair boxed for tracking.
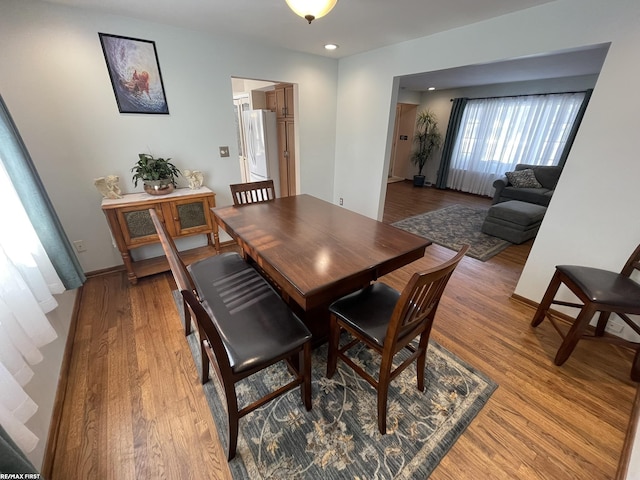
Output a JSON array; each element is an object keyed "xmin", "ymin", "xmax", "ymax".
[
  {"xmin": 326, "ymin": 245, "xmax": 469, "ymax": 434},
  {"xmin": 229, "ymin": 179, "xmax": 275, "ymax": 206},
  {"xmin": 151, "ymin": 208, "xmax": 313, "ymax": 460},
  {"xmin": 182, "ymin": 288, "xmax": 312, "ymax": 460},
  {"xmin": 531, "ymin": 243, "xmax": 640, "ymax": 380}
]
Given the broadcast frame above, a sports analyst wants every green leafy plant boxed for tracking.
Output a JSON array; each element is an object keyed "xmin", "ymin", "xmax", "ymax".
[
  {"xmin": 411, "ymin": 110, "xmax": 443, "ymax": 177},
  {"xmin": 131, "ymin": 153, "xmax": 181, "ymax": 187}
]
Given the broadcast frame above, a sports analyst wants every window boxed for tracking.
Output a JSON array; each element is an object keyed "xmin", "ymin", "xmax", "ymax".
[{"xmin": 447, "ymin": 92, "xmax": 586, "ymax": 196}]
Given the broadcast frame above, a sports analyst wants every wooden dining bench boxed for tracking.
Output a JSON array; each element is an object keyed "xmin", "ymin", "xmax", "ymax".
[{"xmin": 149, "ymin": 208, "xmax": 312, "ymax": 460}]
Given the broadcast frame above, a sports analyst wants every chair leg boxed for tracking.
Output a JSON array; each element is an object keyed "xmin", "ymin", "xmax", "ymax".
[
  {"xmin": 225, "ymin": 387, "xmax": 240, "ymax": 460},
  {"xmin": 416, "ymin": 333, "xmax": 429, "ymax": 392},
  {"xmin": 326, "ymin": 314, "xmax": 340, "ymax": 378},
  {"xmin": 377, "ymin": 366, "xmax": 392, "ymax": 435},
  {"xmin": 554, "ymin": 304, "xmax": 597, "ymax": 366},
  {"xmin": 183, "ymin": 298, "xmax": 191, "ymax": 336},
  {"xmin": 595, "ymin": 311, "xmax": 612, "ymax": 337},
  {"xmin": 531, "ymin": 271, "xmax": 562, "ymax": 327},
  {"xmin": 301, "ymin": 342, "xmax": 312, "ymax": 411},
  {"xmin": 632, "ymin": 348, "xmax": 640, "ymax": 382}
]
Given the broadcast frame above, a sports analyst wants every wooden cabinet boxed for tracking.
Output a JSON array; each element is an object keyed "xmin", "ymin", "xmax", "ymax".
[
  {"xmin": 278, "ymin": 119, "xmax": 296, "ymax": 197},
  {"xmin": 275, "ymin": 84, "xmax": 294, "ymax": 119},
  {"xmin": 101, "ymin": 187, "xmax": 220, "ymax": 284},
  {"xmin": 267, "ymin": 83, "xmax": 297, "ymax": 196},
  {"xmin": 265, "ymin": 90, "xmax": 277, "ymax": 113}
]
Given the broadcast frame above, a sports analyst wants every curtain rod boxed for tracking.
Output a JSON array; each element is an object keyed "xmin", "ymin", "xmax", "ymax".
[{"xmin": 450, "ymin": 88, "xmax": 591, "ymax": 102}]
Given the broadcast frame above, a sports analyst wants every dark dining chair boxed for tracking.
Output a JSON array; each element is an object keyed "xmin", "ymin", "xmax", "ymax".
[
  {"xmin": 531, "ymin": 243, "xmax": 640, "ymax": 380},
  {"xmin": 151, "ymin": 208, "xmax": 313, "ymax": 460},
  {"xmin": 326, "ymin": 245, "xmax": 469, "ymax": 434},
  {"xmin": 181, "ymin": 288, "xmax": 312, "ymax": 460},
  {"xmin": 229, "ymin": 179, "xmax": 276, "ymax": 206}
]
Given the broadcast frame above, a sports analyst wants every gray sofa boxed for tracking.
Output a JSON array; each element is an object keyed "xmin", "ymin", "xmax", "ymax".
[{"xmin": 491, "ymin": 163, "xmax": 562, "ymax": 206}]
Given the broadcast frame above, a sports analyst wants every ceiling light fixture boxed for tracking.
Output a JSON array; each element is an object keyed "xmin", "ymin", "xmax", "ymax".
[
  {"xmin": 286, "ymin": 0, "xmax": 338, "ymax": 24},
  {"xmin": 324, "ymin": 44, "xmax": 339, "ymax": 50}
]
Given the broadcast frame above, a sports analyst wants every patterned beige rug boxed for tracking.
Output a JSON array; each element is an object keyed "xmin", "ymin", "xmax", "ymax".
[
  {"xmin": 174, "ymin": 292, "xmax": 497, "ymax": 479},
  {"xmin": 392, "ymin": 204, "xmax": 512, "ymax": 261}
]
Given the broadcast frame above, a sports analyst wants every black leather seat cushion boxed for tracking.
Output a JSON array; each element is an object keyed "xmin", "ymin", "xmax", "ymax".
[
  {"xmin": 189, "ymin": 253, "xmax": 311, "ymax": 374},
  {"xmin": 329, "ymin": 283, "xmax": 400, "ymax": 347},
  {"xmin": 558, "ymin": 265, "xmax": 640, "ymax": 309}
]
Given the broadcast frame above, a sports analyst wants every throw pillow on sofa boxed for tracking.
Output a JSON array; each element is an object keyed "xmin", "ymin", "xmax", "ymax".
[{"xmin": 505, "ymin": 169, "xmax": 542, "ymax": 188}]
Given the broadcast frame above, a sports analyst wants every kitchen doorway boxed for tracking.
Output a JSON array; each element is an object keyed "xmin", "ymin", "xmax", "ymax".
[{"xmin": 231, "ymin": 77, "xmax": 298, "ymax": 197}]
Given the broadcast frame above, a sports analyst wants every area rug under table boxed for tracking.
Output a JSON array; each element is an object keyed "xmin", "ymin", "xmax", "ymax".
[
  {"xmin": 174, "ymin": 293, "xmax": 497, "ymax": 479},
  {"xmin": 392, "ymin": 204, "xmax": 512, "ymax": 262}
]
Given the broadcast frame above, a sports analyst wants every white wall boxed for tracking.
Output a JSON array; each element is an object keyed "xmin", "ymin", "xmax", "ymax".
[
  {"xmin": 0, "ymin": 0, "xmax": 339, "ymax": 274},
  {"xmin": 333, "ymin": 0, "xmax": 640, "ymax": 299},
  {"xmin": 0, "ymin": 0, "xmax": 338, "ymax": 469}
]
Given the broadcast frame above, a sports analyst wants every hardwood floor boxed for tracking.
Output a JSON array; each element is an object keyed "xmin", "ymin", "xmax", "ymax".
[{"xmin": 50, "ymin": 183, "xmax": 636, "ymax": 479}]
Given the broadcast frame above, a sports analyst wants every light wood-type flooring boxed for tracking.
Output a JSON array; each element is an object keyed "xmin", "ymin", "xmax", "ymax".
[{"xmin": 49, "ymin": 182, "xmax": 636, "ymax": 479}]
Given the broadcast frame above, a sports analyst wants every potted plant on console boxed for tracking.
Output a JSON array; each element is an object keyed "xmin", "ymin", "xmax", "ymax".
[
  {"xmin": 411, "ymin": 109, "xmax": 442, "ymax": 187},
  {"xmin": 131, "ymin": 153, "xmax": 181, "ymax": 195}
]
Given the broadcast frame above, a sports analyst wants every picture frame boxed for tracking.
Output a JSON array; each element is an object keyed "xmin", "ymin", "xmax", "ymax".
[{"xmin": 99, "ymin": 33, "xmax": 169, "ymax": 114}]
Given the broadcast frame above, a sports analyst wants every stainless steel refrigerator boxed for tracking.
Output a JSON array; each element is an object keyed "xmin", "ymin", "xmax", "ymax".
[{"xmin": 242, "ymin": 109, "xmax": 280, "ymax": 195}]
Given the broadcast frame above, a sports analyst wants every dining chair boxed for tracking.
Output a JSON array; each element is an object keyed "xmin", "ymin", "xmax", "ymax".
[
  {"xmin": 326, "ymin": 245, "xmax": 469, "ymax": 434},
  {"xmin": 530, "ymin": 243, "xmax": 640, "ymax": 380},
  {"xmin": 181, "ymin": 288, "xmax": 312, "ymax": 460},
  {"xmin": 229, "ymin": 179, "xmax": 276, "ymax": 206}
]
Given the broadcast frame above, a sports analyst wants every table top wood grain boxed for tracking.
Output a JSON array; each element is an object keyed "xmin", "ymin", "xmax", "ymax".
[{"xmin": 213, "ymin": 194, "xmax": 430, "ymax": 310}]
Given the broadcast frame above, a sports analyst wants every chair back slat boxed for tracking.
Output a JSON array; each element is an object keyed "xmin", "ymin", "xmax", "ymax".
[
  {"xmin": 230, "ymin": 180, "xmax": 276, "ymax": 206},
  {"xmin": 149, "ymin": 208, "xmax": 196, "ymax": 293},
  {"xmin": 622, "ymin": 243, "xmax": 640, "ymax": 277},
  {"xmin": 387, "ymin": 245, "xmax": 469, "ymax": 349},
  {"xmin": 181, "ymin": 289, "xmax": 233, "ymax": 377}
]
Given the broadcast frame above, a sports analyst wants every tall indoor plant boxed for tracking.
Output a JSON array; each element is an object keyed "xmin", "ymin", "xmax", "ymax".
[
  {"xmin": 131, "ymin": 153, "xmax": 181, "ymax": 195},
  {"xmin": 411, "ymin": 109, "xmax": 442, "ymax": 187}
]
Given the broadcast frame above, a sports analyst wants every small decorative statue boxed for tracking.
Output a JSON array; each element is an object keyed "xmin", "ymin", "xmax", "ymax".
[
  {"xmin": 94, "ymin": 175, "xmax": 123, "ymax": 199},
  {"xmin": 183, "ymin": 170, "xmax": 204, "ymax": 189}
]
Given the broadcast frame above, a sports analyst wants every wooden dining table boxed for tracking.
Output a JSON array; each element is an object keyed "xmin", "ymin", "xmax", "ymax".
[{"xmin": 212, "ymin": 194, "xmax": 431, "ymax": 342}]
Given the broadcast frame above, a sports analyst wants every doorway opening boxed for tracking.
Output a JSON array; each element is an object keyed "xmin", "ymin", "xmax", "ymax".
[{"xmin": 231, "ymin": 77, "xmax": 298, "ymax": 197}]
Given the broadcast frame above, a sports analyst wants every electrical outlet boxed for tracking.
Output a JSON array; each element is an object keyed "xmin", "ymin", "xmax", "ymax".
[
  {"xmin": 339, "ymin": 197, "xmax": 343, "ymax": 206},
  {"xmin": 219, "ymin": 146, "xmax": 230, "ymax": 157},
  {"xmin": 73, "ymin": 240, "xmax": 86, "ymax": 253}
]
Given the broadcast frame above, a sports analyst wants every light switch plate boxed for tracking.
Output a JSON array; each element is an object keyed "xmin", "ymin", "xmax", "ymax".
[{"xmin": 219, "ymin": 146, "xmax": 230, "ymax": 157}]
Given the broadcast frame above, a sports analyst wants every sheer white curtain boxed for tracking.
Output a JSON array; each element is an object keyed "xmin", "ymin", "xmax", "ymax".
[
  {"xmin": 0, "ymin": 158, "xmax": 64, "ymax": 454},
  {"xmin": 447, "ymin": 92, "xmax": 586, "ymax": 196}
]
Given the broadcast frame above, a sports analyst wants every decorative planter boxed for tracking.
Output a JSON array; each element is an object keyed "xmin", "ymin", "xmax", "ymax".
[
  {"xmin": 144, "ymin": 180, "xmax": 174, "ymax": 196},
  {"xmin": 413, "ymin": 175, "xmax": 426, "ymax": 187}
]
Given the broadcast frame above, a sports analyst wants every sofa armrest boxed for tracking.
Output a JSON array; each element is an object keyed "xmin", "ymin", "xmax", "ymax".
[{"xmin": 491, "ymin": 176, "xmax": 509, "ymax": 204}]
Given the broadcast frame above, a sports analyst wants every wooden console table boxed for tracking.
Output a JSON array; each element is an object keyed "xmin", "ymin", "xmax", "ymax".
[{"xmin": 101, "ymin": 186, "xmax": 220, "ymax": 284}]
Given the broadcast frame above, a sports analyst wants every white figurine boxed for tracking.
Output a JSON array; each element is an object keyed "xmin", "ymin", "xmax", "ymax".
[
  {"xmin": 94, "ymin": 175, "xmax": 123, "ymax": 199},
  {"xmin": 183, "ymin": 170, "xmax": 204, "ymax": 189}
]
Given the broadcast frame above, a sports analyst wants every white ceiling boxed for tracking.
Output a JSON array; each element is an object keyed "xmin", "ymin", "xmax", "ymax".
[
  {"xmin": 43, "ymin": 0, "xmax": 608, "ymax": 89},
  {"xmin": 45, "ymin": 0, "xmax": 557, "ymax": 58},
  {"xmin": 399, "ymin": 44, "xmax": 610, "ymax": 92}
]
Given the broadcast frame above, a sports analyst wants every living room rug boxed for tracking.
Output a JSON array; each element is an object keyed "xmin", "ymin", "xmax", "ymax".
[
  {"xmin": 173, "ymin": 292, "xmax": 497, "ymax": 479},
  {"xmin": 392, "ymin": 204, "xmax": 511, "ymax": 261}
]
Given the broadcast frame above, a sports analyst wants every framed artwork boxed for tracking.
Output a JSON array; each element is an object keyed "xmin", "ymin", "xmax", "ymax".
[{"xmin": 99, "ymin": 33, "xmax": 169, "ymax": 114}]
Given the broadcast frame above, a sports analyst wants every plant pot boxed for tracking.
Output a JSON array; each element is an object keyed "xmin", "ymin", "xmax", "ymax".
[
  {"xmin": 144, "ymin": 180, "xmax": 174, "ymax": 196},
  {"xmin": 413, "ymin": 175, "xmax": 426, "ymax": 187}
]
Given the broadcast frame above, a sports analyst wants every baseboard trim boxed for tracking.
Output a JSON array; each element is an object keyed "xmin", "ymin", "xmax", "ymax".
[{"xmin": 41, "ymin": 285, "xmax": 84, "ymax": 479}]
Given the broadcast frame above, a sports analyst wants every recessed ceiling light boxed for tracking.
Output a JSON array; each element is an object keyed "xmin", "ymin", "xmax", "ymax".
[
  {"xmin": 428, "ymin": 87, "xmax": 436, "ymax": 91},
  {"xmin": 324, "ymin": 44, "xmax": 339, "ymax": 51}
]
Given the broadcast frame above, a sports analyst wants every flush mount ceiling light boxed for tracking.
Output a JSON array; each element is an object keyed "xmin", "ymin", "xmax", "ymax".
[
  {"xmin": 286, "ymin": 0, "xmax": 338, "ymax": 24},
  {"xmin": 324, "ymin": 43, "xmax": 339, "ymax": 50}
]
